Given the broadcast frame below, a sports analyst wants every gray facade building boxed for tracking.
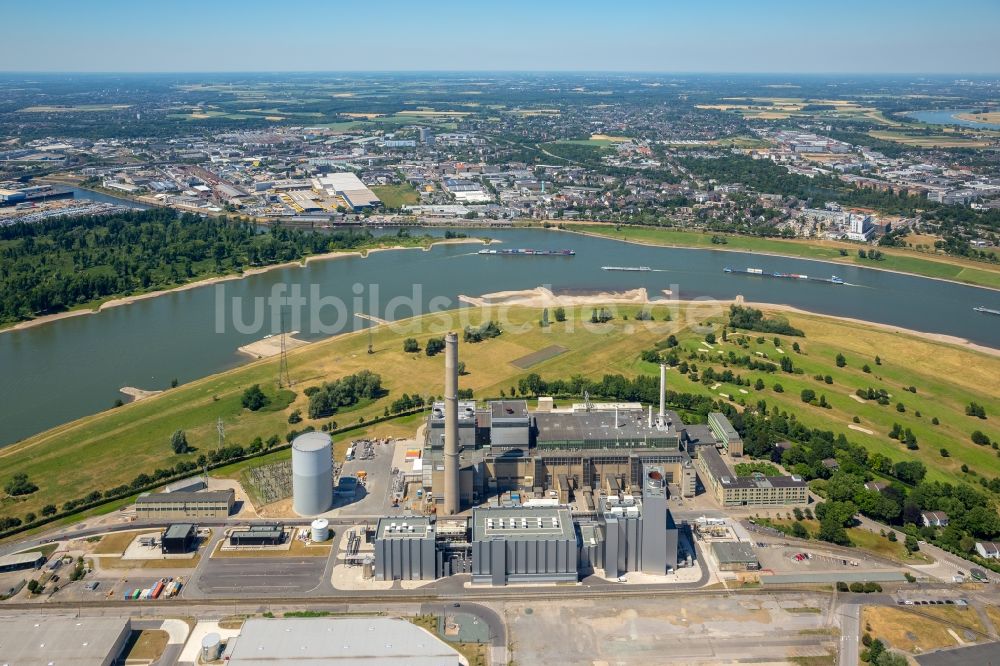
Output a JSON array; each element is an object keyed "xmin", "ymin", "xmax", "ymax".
[
  {"xmin": 489, "ymin": 400, "xmax": 530, "ymax": 451},
  {"xmin": 471, "ymin": 507, "xmax": 577, "ymax": 585},
  {"xmin": 374, "ymin": 517, "xmax": 438, "ymax": 581},
  {"xmin": 427, "ymin": 400, "xmax": 478, "ymax": 450},
  {"xmin": 599, "ymin": 465, "xmax": 678, "ymax": 578}
]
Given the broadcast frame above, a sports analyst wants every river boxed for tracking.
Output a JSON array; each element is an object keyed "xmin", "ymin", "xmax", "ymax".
[
  {"xmin": 1, "ymin": 227, "xmax": 999, "ymax": 446},
  {"xmin": 905, "ymin": 109, "xmax": 1000, "ymax": 130}
]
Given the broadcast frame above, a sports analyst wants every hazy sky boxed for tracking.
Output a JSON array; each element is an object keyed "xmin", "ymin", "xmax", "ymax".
[{"xmin": 3, "ymin": 0, "xmax": 999, "ymax": 73}]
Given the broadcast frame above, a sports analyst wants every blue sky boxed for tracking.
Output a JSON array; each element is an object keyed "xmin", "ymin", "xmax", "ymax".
[{"xmin": 2, "ymin": 0, "xmax": 999, "ymax": 73}]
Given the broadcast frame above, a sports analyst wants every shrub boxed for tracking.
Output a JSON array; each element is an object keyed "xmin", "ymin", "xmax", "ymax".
[{"xmin": 241, "ymin": 384, "xmax": 269, "ymax": 411}]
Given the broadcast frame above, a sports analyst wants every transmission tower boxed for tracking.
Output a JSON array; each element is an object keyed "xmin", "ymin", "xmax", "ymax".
[
  {"xmin": 216, "ymin": 417, "xmax": 225, "ymax": 448},
  {"xmin": 278, "ymin": 309, "xmax": 291, "ymax": 388}
]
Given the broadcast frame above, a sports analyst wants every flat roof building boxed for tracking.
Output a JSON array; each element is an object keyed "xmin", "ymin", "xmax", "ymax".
[
  {"xmin": 708, "ymin": 412, "xmax": 743, "ymax": 457},
  {"xmin": 0, "ymin": 617, "xmax": 131, "ymax": 666},
  {"xmin": 161, "ymin": 523, "xmax": 198, "ymax": 554},
  {"xmin": 230, "ymin": 524, "xmax": 285, "ymax": 547},
  {"xmin": 135, "ymin": 489, "xmax": 234, "ymax": 519},
  {"xmin": 374, "ymin": 517, "xmax": 438, "ymax": 581},
  {"xmin": 711, "ymin": 541, "xmax": 760, "ymax": 571},
  {"xmin": 313, "ymin": 172, "xmax": 381, "ymax": 210},
  {"xmin": 225, "ymin": 617, "xmax": 461, "ymax": 666},
  {"xmin": 471, "ymin": 506, "xmax": 577, "ymax": 585},
  {"xmin": 697, "ymin": 446, "xmax": 807, "ymax": 507}
]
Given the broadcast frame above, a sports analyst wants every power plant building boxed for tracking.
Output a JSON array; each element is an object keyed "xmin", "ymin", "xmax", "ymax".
[
  {"xmin": 161, "ymin": 523, "xmax": 198, "ymax": 554},
  {"xmin": 470, "ymin": 507, "xmax": 577, "ymax": 585},
  {"xmin": 135, "ymin": 489, "xmax": 234, "ymax": 519},
  {"xmin": 374, "ymin": 517, "xmax": 438, "ymax": 581},
  {"xmin": 708, "ymin": 412, "xmax": 743, "ymax": 457},
  {"xmin": 230, "ymin": 524, "xmax": 285, "ymax": 547},
  {"xmin": 599, "ymin": 466, "xmax": 679, "ymax": 577},
  {"xmin": 292, "ymin": 431, "xmax": 333, "ymax": 516}
]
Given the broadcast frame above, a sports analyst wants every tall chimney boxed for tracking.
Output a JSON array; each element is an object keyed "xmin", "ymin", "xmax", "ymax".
[
  {"xmin": 443, "ymin": 332, "xmax": 460, "ymax": 515},
  {"xmin": 658, "ymin": 363, "xmax": 666, "ymax": 422}
]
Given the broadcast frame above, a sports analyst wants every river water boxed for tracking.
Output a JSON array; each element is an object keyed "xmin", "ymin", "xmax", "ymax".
[
  {"xmin": 1, "ymin": 226, "xmax": 999, "ymax": 446},
  {"xmin": 905, "ymin": 109, "xmax": 1000, "ymax": 130}
]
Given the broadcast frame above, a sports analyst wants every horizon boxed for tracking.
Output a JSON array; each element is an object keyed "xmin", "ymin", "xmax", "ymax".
[{"xmin": 2, "ymin": 0, "xmax": 999, "ymax": 74}]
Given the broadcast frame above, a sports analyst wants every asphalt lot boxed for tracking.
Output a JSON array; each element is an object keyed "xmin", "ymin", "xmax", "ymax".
[{"xmin": 192, "ymin": 556, "xmax": 329, "ymax": 597}]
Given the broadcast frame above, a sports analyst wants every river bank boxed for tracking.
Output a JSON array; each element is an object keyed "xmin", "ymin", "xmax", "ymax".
[
  {"xmin": 457, "ymin": 285, "xmax": 1000, "ymax": 360},
  {"xmin": 562, "ymin": 223, "xmax": 1000, "ymax": 293},
  {"xmin": 0, "ymin": 237, "xmax": 489, "ymax": 335}
]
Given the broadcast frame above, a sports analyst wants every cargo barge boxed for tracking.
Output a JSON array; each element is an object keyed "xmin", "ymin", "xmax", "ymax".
[
  {"xmin": 974, "ymin": 306, "xmax": 1000, "ymax": 316},
  {"xmin": 724, "ymin": 267, "xmax": 845, "ymax": 285},
  {"xmin": 478, "ymin": 248, "xmax": 575, "ymax": 256},
  {"xmin": 601, "ymin": 266, "xmax": 652, "ymax": 272}
]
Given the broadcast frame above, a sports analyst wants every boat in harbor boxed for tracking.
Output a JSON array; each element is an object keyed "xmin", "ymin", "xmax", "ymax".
[
  {"xmin": 974, "ymin": 306, "xmax": 1000, "ymax": 316},
  {"xmin": 601, "ymin": 266, "xmax": 652, "ymax": 272},
  {"xmin": 724, "ymin": 267, "xmax": 845, "ymax": 285},
  {"xmin": 478, "ymin": 248, "xmax": 575, "ymax": 256}
]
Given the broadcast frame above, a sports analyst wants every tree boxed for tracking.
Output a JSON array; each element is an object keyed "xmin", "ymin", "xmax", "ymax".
[
  {"xmin": 457, "ymin": 361, "xmax": 467, "ymax": 376},
  {"xmin": 966, "ymin": 402, "xmax": 987, "ymax": 419},
  {"xmin": 241, "ymin": 384, "xmax": 269, "ymax": 411},
  {"xmin": 904, "ymin": 534, "xmax": 919, "ymax": 553},
  {"xmin": 4, "ymin": 473, "xmax": 38, "ymax": 496},
  {"xmin": 800, "ymin": 388, "xmax": 816, "ymax": 403},
  {"xmin": 540, "ymin": 308, "xmax": 550, "ymax": 327},
  {"xmin": 402, "ymin": 338, "xmax": 420, "ymax": 353},
  {"xmin": 754, "ymin": 378, "xmax": 765, "ymax": 390},
  {"xmin": 705, "ymin": 332, "xmax": 716, "ymax": 344},
  {"xmin": 773, "ymin": 383, "xmax": 784, "ymax": 393},
  {"xmin": 26, "ymin": 579, "xmax": 40, "ymax": 594},
  {"xmin": 554, "ymin": 307, "xmax": 566, "ymax": 322},
  {"xmin": 170, "ymin": 430, "xmax": 190, "ymax": 455},
  {"xmin": 835, "ymin": 353, "xmax": 846, "ymax": 368},
  {"xmin": 425, "ymin": 337, "xmax": 445, "ymax": 356},
  {"xmin": 790, "ymin": 521, "xmax": 809, "ymax": 539},
  {"xmin": 792, "ymin": 342, "xmax": 801, "ymax": 353},
  {"xmin": 41, "ymin": 504, "xmax": 57, "ymax": 517},
  {"xmin": 972, "ymin": 430, "xmax": 991, "ymax": 446}
]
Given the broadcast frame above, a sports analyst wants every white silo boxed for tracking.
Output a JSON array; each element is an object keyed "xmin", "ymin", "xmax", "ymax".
[
  {"xmin": 201, "ymin": 632, "xmax": 222, "ymax": 661},
  {"xmin": 292, "ymin": 431, "xmax": 333, "ymax": 516},
  {"xmin": 311, "ymin": 518, "xmax": 330, "ymax": 542}
]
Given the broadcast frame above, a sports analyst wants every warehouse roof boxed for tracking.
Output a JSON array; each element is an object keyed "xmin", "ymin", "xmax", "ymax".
[
  {"xmin": 225, "ymin": 617, "xmax": 460, "ymax": 665},
  {"xmin": 0, "ymin": 617, "xmax": 130, "ymax": 666}
]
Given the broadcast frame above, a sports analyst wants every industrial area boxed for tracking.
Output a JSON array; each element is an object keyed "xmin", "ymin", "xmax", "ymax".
[{"xmin": 3, "ymin": 333, "xmax": 1000, "ymax": 665}]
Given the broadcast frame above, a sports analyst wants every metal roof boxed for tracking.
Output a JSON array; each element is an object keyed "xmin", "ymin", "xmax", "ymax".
[
  {"xmin": 0, "ymin": 617, "xmax": 130, "ymax": 666},
  {"xmin": 163, "ymin": 523, "xmax": 197, "ymax": 539},
  {"xmin": 225, "ymin": 617, "xmax": 460, "ymax": 666},
  {"xmin": 0, "ymin": 551, "xmax": 47, "ymax": 568},
  {"xmin": 136, "ymin": 489, "xmax": 234, "ymax": 504}
]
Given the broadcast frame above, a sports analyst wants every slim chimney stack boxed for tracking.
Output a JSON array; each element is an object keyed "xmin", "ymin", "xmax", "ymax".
[
  {"xmin": 443, "ymin": 332, "xmax": 460, "ymax": 515},
  {"xmin": 658, "ymin": 363, "xmax": 666, "ymax": 423}
]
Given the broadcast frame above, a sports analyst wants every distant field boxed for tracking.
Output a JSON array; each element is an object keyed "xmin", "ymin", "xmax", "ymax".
[
  {"xmin": 564, "ymin": 224, "xmax": 1000, "ymax": 290},
  {"xmin": 869, "ymin": 129, "xmax": 991, "ymax": 148},
  {"xmin": 956, "ymin": 111, "xmax": 1000, "ymax": 124},
  {"xmin": 372, "ymin": 183, "xmax": 420, "ymax": 209},
  {"xmin": 0, "ymin": 302, "xmax": 998, "ymax": 531}
]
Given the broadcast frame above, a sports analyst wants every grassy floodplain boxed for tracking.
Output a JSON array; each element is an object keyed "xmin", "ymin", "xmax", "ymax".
[
  {"xmin": 563, "ymin": 223, "xmax": 1000, "ymax": 290},
  {"xmin": 1, "ymin": 302, "xmax": 998, "ymax": 530}
]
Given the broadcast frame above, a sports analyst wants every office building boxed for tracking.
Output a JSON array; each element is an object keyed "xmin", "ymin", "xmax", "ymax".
[{"xmin": 697, "ymin": 446, "xmax": 807, "ymax": 507}]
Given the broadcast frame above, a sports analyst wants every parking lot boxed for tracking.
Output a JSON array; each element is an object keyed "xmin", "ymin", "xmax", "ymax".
[{"xmin": 193, "ymin": 556, "xmax": 329, "ymax": 597}]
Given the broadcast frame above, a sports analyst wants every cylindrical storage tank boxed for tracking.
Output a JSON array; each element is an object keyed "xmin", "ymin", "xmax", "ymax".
[
  {"xmin": 292, "ymin": 431, "xmax": 333, "ymax": 516},
  {"xmin": 311, "ymin": 518, "xmax": 330, "ymax": 542},
  {"xmin": 201, "ymin": 632, "xmax": 222, "ymax": 662}
]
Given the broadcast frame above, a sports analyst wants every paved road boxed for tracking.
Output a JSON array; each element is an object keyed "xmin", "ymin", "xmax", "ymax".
[{"xmin": 837, "ymin": 603, "xmax": 861, "ymax": 666}]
